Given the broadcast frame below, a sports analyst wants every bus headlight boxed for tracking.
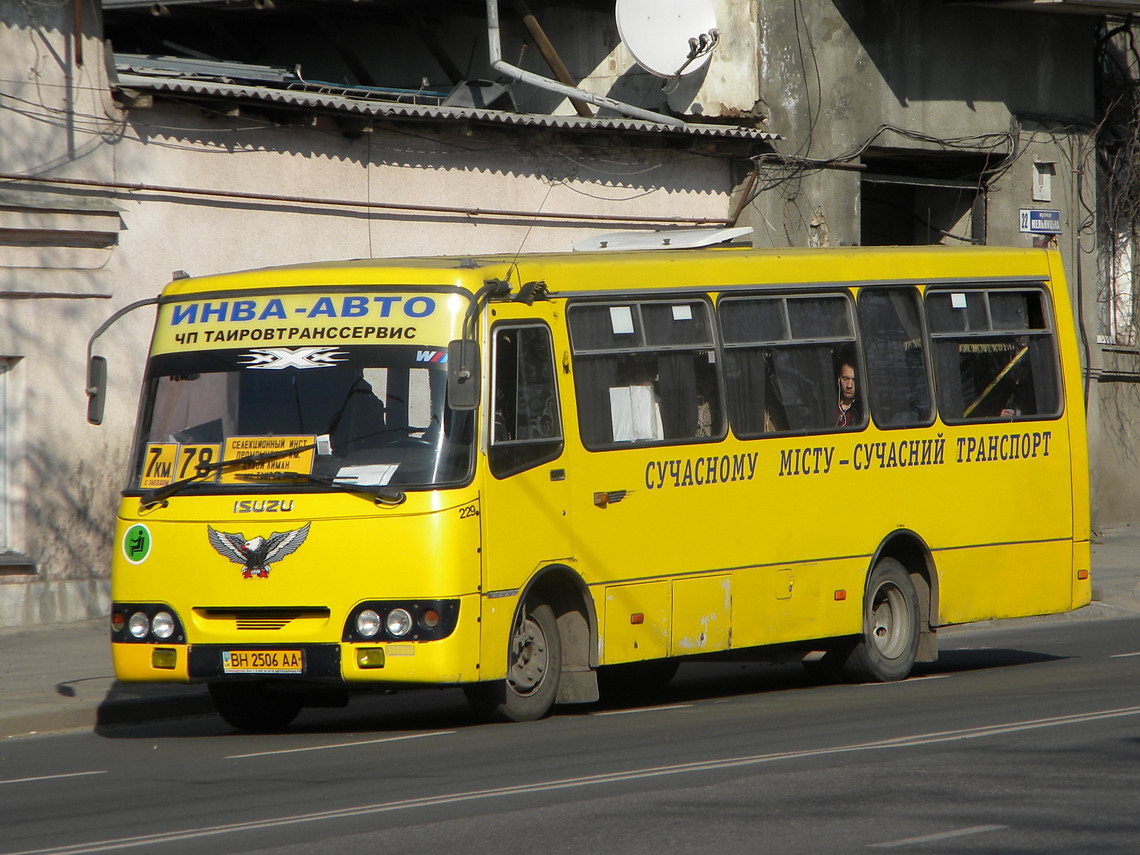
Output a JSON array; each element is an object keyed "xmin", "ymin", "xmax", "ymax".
[
  {"xmin": 111, "ymin": 603, "xmax": 186, "ymax": 644},
  {"xmin": 385, "ymin": 608, "xmax": 413, "ymax": 638},
  {"xmin": 151, "ymin": 611, "xmax": 175, "ymax": 640},
  {"xmin": 356, "ymin": 609, "xmax": 382, "ymax": 638},
  {"xmin": 342, "ymin": 600, "xmax": 460, "ymax": 642},
  {"xmin": 128, "ymin": 612, "xmax": 150, "ymax": 639}
]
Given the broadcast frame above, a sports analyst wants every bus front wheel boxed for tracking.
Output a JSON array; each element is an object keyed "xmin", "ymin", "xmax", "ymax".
[
  {"xmin": 842, "ymin": 558, "xmax": 920, "ymax": 683},
  {"xmin": 464, "ymin": 602, "xmax": 562, "ymax": 722},
  {"xmin": 209, "ymin": 681, "xmax": 303, "ymax": 732}
]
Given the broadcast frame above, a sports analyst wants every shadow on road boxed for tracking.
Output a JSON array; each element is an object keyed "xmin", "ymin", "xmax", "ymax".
[
  {"xmin": 94, "ymin": 645, "xmax": 1066, "ymax": 740},
  {"xmin": 917, "ymin": 645, "xmax": 1065, "ymax": 675}
]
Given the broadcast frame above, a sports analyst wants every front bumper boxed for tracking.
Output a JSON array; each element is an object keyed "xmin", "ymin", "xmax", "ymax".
[{"xmin": 112, "ymin": 600, "xmax": 482, "ymax": 686}]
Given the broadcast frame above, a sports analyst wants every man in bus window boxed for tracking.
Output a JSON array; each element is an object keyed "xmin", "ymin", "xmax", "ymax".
[
  {"xmin": 836, "ymin": 359, "xmax": 860, "ymax": 428},
  {"xmin": 329, "ymin": 374, "xmax": 388, "ymax": 453}
]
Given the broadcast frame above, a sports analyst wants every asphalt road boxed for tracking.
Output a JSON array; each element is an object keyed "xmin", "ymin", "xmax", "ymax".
[{"xmin": 2, "ymin": 614, "xmax": 1140, "ymax": 855}]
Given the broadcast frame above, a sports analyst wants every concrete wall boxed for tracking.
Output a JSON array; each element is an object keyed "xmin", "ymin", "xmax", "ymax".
[
  {"xmin": 746, "ymin": 1, "xmax": 1095, "ymax": 249},
  {"xmin": 0, "ymin": 0, "xmax": 120, "ymax": 624},
  {"xmin": 4, "ymin": 0, "xmax": 1138, "ymax": 626},
  {"xmin": 741, "ymin": 0, "xmax": 1135, "ymax": 530},
  {"xmin": 0, "ymin": 0, "xmax": 736, "ymax": 626}
]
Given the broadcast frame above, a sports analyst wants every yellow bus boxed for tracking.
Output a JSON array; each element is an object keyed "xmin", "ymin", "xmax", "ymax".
[{"xmin": 89, "ymin": 241, "xmax": 1091, "ymax": 730}]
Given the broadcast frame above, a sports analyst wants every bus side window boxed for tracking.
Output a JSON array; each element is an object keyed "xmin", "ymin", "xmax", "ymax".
[
  {"xmin": 489, "ymin": 324, "xmax": 564, "ymax": 478},
  {"xmin": 721, "ymin": 294, "xmax": 861, "ymax": 436},
  {"xmin": 926, "ymin": 288, "xmax": 1061, "ymax": 422},
  {"xmin": 856, "ymin": 287, "xmax": 934, "ymax": 428},
  {"xmin": 568, "ymin": 300, "xmax": 723, "ymax": 449}
]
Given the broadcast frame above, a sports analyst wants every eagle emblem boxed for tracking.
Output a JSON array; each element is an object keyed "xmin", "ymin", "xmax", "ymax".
[{"xmin": 206, "ymin": 523, "xmax": 311, "ymax": 579}]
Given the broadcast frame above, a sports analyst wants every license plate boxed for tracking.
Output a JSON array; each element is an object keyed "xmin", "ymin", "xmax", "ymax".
[{"xmin": 222, "ymin": 649, "xmax": 303, "ymax": 675}]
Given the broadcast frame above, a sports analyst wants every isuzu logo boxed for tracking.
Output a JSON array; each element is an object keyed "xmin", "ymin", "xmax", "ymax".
[{"xmin": 233, "ymin": 499, "xmax": 295, "ymax": 514}]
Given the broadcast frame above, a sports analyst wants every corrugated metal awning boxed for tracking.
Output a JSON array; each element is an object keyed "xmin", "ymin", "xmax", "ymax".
[
  {"xmin": 113, "ymin": 71, "xmax": 778, "ymax": 142},
  {"xmin": 949, "ymin": 0, "xmax": 1140, "ymax": 13}
]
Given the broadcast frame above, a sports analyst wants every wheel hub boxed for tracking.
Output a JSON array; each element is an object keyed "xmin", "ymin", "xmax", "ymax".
[
  {"xmin": 507, "ymin": 616, "xmax": 548, "ymax": 695},
  {"xmin": 869, "ymin": 583, "xmax": 909, "ymax": 660}
]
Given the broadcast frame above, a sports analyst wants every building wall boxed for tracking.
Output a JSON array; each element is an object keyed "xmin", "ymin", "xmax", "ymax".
[
  {"xmin": 747, "ymin": 1, "xmax": 1095, "ymax": 250},
  {"xmin": 0, "ymin": 0, "xmax": 736, "ymax": 626},
  {"xmin": 3, "ymin": 0, "xmax": 1137, "ymax": 627},
  {"xmin": 0, "ymin": 0, "xmax": 120, "ymax": 624},
  {"xmin": 742, "ymin": 1, "xmax": 1135, "ymax": 529}
]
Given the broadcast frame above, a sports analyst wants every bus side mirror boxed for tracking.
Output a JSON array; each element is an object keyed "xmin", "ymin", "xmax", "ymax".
[
  {"xmin": 86, "ymin": 355, "xmax": 107, "ymax": 425},
  {"xmin": 447, "ymin": 339, "xmax": 480, "ymax": 411}
]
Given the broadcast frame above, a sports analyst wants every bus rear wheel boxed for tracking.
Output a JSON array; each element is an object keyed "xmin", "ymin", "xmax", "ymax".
[
  {"xmin": 209, "ymin": 681, "xmax": 303, "ymax": 732},
  {"xmin": 841, "ymin": 558, "xmax": 920, "ymax": 683},
  {"xmin": 464, "ymin": 602, "xmax": 562, "ymax": 722}
]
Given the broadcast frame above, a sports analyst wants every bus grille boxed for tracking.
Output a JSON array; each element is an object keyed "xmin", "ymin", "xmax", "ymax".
[
  {"xmin": 237, "ymin": 616, "xmax": 292, "ymax": 631},
  {"xmin": 194, "ymin": 608, "xmax": 331, "ymax": 632}
]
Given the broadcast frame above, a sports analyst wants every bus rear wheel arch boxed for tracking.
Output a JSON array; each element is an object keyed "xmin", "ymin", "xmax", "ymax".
[{"xmin": 841, "ymin": 557, "xmax": 921, "ymax": 682}]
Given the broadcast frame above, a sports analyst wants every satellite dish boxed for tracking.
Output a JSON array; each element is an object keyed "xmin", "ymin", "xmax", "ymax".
[{"xmin": 616, "ymin": 0, "xmax": 719, "ymax": 79}]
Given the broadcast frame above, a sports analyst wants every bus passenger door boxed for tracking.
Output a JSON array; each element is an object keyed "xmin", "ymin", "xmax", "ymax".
[{"xmin": 481, "ymin": 322, "xmax": 572, "ymax": 597}]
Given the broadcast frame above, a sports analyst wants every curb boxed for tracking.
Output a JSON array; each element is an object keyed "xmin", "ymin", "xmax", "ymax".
[
  {"xmin": 0, "ymin": 685, "xmax": 212, "ymax": 739},
  {"xmin": 96, "ymin": 687, "xmax": 213, "ymax": 728}
]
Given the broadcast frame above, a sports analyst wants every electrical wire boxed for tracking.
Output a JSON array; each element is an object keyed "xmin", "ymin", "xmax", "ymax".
[{"xmin": 791, "ymin": 0, "xmax": 822, "ymax": 159}]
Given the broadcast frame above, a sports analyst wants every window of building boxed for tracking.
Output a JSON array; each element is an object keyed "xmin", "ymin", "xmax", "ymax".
[
  {"xmin": 569, "ymin": 300, "xmax": 722, "ymax": 450},
  {"xmin": 0, "ymin": 358, "xmax": 9, "ymax": 549},
  {"xmin": 860, "ymin": 150, "xmax": 993, "ymax": 247},
  {"xmin": 490, "ymin": 324, "xmax": 563, "ymax": 477},
  {"xmin": 926, "ymin": 288, "xmax": 1062, "ymax": 422},
  {"xmin": 0, "ymin": 357, "xmax": 33, "ymax": 574},
  {"xmin": 1099, "ymin": 229, "xmax": 1136, "ymax": 347},
  {"xmin": 720, "ymin": 294, "xmax": 863, "ymax": 435},
  {"xmin": 856, "ymin": 288, "xmax": 935, "ymax": 428}
]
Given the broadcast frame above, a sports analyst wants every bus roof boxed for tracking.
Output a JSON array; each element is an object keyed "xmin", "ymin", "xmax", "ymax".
[{"xmin": 159, "ymin": 244, "xmax": 1061, "ymax": 299}]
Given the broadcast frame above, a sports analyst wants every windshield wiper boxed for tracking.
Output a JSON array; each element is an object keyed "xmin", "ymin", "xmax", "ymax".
[
  {"xmin": 138, "ymin": 442, "xmax": 318, "ymax": 508},
  {"xmin": 232, "ymin": 471, "xmax": 406, "ymax": 506}
]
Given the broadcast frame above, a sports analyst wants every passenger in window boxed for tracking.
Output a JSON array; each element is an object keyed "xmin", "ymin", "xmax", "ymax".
[
  {"xmin": 835, "ymin": 359, "xmax": 861, "ymax": 428},
  {"xmin": 330, "ymin": 375, "xmax": 387, "ymax": 453},
  {"xmin": 493, "ymin": 385, "xmax": 512, "ymax": 442},
  {"xmin": 696, "ymin": 392, "xmax": 712, "ymax": 437},
  {"xmin": 998, "ymin": 343, "xmax": 1032, "ymax": 418}
]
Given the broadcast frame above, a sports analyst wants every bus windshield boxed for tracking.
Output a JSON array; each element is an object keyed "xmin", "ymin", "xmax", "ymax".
[{"xmin": 131, "ymin": 343, "xmax": 475, "ymax": 493}]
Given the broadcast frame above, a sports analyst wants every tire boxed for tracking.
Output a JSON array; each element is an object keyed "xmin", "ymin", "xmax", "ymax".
[
  {"xmin": 841, "ymin": 558, "xmax": 920, "ymax": 683},
  {"xmin": 209, "ymin": 681, "xmax": 303, "ymax": 732},
  {"xmin": 464, "ymin": 602, "xmax": 562, "ymax": 722}
]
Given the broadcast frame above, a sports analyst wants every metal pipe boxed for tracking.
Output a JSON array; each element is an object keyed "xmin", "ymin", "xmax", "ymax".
[
  {"xmin": 86, "ymin": 297, "xmax": 160, "ymax": 366},
  {"xmin": 74, "ymin": 0, "xmax": 83, "ymax": 66},
  {"xmin": 485, "ymin": 0, "xmax": 685, "ymax": 128},
  {"xmin": 0, "ymin": 172, "xmax": 731, "ymax": 226},
  {"xmin": 727, "ymin": 167, "xmax": 758, "ymax": 227},
  {"xmin": 512, "ymin": 0, "xmax": 593, "ymax": 119}
]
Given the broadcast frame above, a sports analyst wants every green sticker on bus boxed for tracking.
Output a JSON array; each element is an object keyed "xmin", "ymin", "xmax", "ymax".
[{"xmin": 122, "ymin": 524, "xmax": 152, "ymax": 564}]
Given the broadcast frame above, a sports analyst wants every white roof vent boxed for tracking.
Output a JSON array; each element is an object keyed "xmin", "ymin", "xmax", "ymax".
[{"xmin": 573, "ymin": 226, "xmax": 753, "ymax": 252}]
